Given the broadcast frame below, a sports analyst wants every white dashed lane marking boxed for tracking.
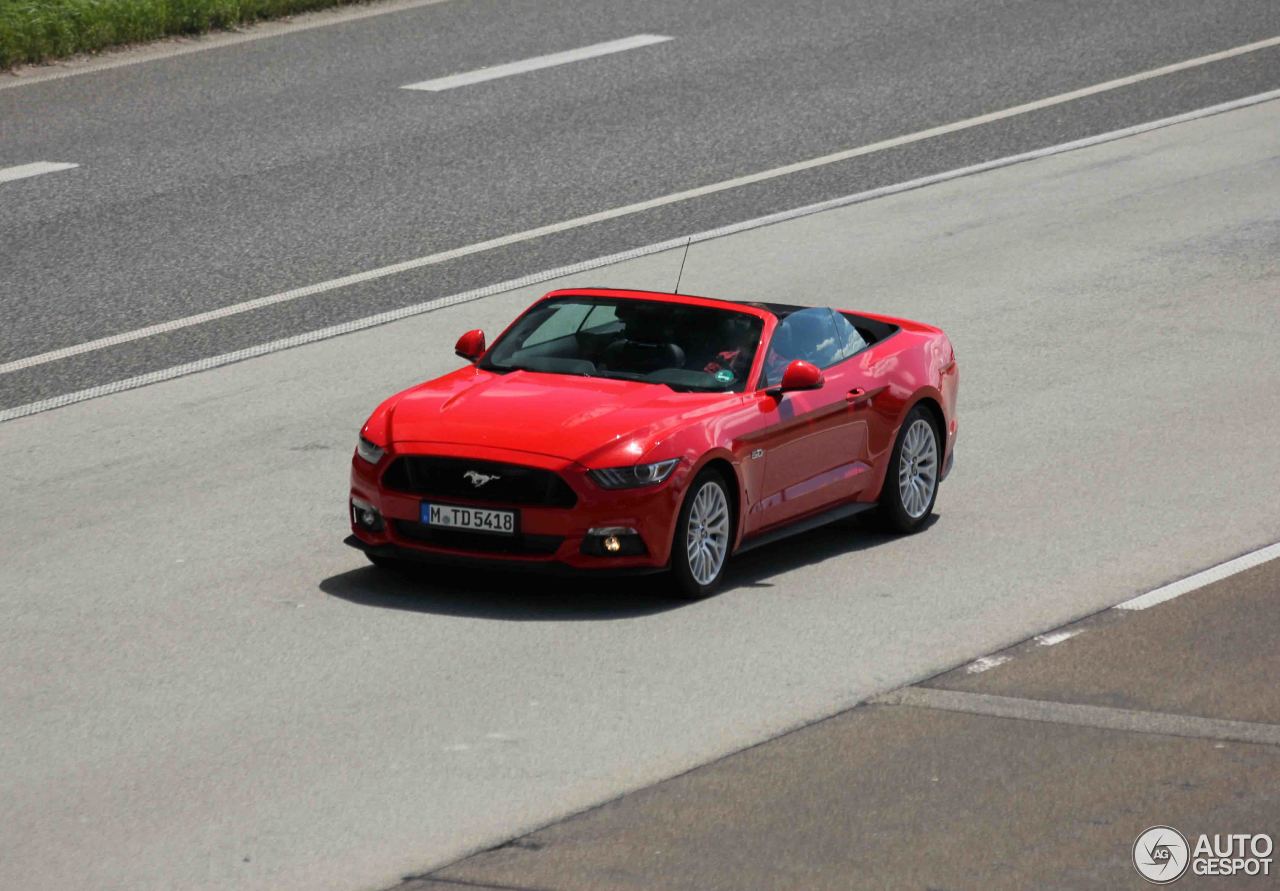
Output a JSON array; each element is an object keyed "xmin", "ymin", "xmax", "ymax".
[
  {"xmin": 0, "ymin": 162, "xmax": 78, "ymax": 184},
  {"xmin": 1035, "ymin": 629, "xmax": 1082, "ymax": 646},
  {"xmin": 965, "ymin": 655, "xmax": 1012, "ymax": 674},
  {"xmin": 401, "ymin": 34, "xmax": 673, "ymax": 91}
]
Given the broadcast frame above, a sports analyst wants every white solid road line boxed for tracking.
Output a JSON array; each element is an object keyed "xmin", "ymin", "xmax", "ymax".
[
  {"xmin": 3, "ymin": 33, "xmax": 1278, "ymax": 376},
  {"xmin": 878, "ymin": 688, "xmax": 1280, "ymax": 746},
  {"xmin": 2, "ymin": 87, "xmax": 1279, "ymax": 423},
  {"xmin": 923, "ymin": 538, "xmax": 1280, "ymax": 685},
  {"xmin": 1115, "ymin": 540, "xmax": 1280, "ymax": 610},
  {"xmin": 402, "ymin": 34, "xmax": 673, "ymax": 91},
  {"xmin": 0, "ymin": 162, "xmax": 78, "ymax": 184}
]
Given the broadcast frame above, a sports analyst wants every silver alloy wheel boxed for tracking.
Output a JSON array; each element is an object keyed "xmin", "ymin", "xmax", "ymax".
[
  {"xmin": 897, "ymin": 417, "xmax": 939, "ymax": 519},
  {"xmin": 686, "ymin": 480, "xmax": 730, "ymax": 586}
]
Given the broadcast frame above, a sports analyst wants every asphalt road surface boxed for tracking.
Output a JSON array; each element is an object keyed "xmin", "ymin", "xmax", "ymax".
[
  {"xmin": 3, "ymin": 74, "xmax": 1278, "ymax": 891},
  {"xmin": 1, "ymin": 0, "xmax": 1278, "ymax": 409},
  {"xmin": 411, "ymin": 556, "xmax": 1280, "ymax": 890}
]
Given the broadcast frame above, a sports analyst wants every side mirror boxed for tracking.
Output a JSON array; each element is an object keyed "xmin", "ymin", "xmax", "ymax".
[
  {"xmin": 767, "ymin": 359, "xmax": 824, "ymax": 397},
  {"xmin": 455, "ymin": 329, "xmax": 485, "ymax": 361}
]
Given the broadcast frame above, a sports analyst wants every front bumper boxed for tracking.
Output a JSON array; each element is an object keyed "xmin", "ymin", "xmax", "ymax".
[
  {"xmin": 347, "ymin": 443, "xmax": 684, "ymax": 573},
  {"xmin": 343, "ymin": 534, "xmax": 666, "ymax": 576}
]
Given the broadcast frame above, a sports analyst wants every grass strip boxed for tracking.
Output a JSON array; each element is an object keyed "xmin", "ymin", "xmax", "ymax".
[{"xmin": 0, "ymin": 0, "xmax": 371, "ymax": 69}]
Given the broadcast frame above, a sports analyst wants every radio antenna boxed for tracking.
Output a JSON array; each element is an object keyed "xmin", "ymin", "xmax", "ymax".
[{"xmin": 672, "ymin": 237, "xmax": 693, "ymax": 294}]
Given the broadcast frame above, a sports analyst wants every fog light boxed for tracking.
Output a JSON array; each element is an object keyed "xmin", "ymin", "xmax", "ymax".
[
  {"xmin": 351, "ymin": 497, "xmax": 384, "ymax": 533},
  {"xmin": 583, "ymin": 527, "xmax": 645, "ymax": 557}
]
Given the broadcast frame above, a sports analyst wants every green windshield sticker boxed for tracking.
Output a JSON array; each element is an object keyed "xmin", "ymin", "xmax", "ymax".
[{"xmin": 714, "ymin": 368, "xmax": 735, "ymax": 384}]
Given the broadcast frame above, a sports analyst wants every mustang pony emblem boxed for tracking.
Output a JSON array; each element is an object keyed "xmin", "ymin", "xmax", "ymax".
[{"xmin": 464, "ymin": 470, "xmax": 500, "ymax": 488}]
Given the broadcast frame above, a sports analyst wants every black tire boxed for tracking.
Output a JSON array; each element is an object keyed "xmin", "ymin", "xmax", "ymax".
[
  {"xmin": 877, "ymin": 405, "xmax": 942, "ymax": 534},
  {"xmin": 670, "ymin": 469, "xmax": 734, "ymax": 599}
]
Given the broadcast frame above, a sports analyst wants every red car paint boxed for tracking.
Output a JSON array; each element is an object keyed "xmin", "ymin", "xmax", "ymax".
[{"xmin": 349, "ymin": 288, "xmax": 958, "ymax": 572}]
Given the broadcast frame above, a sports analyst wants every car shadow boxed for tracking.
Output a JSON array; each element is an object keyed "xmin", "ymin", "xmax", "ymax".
[
  {"xmin": 319, "ymin": 562, "xmax": 684, "ymax": 621},
  {"xmin": 318, "ymin": 513, "xmax": 939, "ymax": 621},
  {"xmin": 724, "ymin": 513, "xmax": 938, "ymax": 589}
]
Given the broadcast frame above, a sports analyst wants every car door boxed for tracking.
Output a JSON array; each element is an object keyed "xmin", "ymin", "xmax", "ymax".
[
  {"xmin": 820, "ymin": 310, "xmax": 892, "ymax": 493},
  {"xmin": 747, "ymin": 308, "xmax": 867, "ymax": 532}
]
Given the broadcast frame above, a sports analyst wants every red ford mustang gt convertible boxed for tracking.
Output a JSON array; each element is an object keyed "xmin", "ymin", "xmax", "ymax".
[{"xmin": 346, "ymin": 288, "xmax": 958, "ymax": 598}]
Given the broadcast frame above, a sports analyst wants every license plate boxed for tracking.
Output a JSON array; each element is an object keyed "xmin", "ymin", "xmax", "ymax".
[{"xmin": 421, "ymin": 502, "xmax": 517, "ymax": 535}]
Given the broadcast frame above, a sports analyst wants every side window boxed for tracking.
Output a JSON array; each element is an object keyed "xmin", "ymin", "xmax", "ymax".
[
  {"xmin": 831, "ymin": 310, "xmax": 869, "ymax": 360},
  {"xmin": 521, "ymin": 302, "xmax": 592, "ymax": 348},
  {"xmin": 761, "ymin": 307, "xmax": 841, "ymax": 386}
]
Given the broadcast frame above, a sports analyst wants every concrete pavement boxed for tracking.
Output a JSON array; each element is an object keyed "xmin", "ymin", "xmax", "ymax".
[{"xmin": 2, "ymin": 96, "xmax": 1278, "ymax": 891}]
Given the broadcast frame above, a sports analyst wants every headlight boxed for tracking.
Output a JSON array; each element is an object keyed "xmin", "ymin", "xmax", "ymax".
[
  {"xmin": 356, "ymin": 436, "xmax": 386, "ymax": 464},
  {"xmin": 589, "ymin": 458, "xmax": 680, "ymax": 489}
]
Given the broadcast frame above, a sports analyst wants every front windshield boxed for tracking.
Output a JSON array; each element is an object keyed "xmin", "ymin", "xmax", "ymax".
[{"xmin": 480, "ymin": 296, "xmax": 765, "ymax": 393}]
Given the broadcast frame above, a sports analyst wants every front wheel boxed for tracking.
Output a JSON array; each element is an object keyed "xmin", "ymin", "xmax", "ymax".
[
  {"xmin": 671, "ymin": 470, "xmax": 733, "ymax": 599},
  {"xmin": 878, "ymin": 406, "xmax": 941, "ymax": 533}
]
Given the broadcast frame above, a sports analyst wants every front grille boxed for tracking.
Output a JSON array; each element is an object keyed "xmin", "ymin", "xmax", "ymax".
[
  {"xmin": 392, "ymin": 520, "xmax": 563, "ymax": 556},
  {"xmin": 382, "ymin": 456, "xmax": 577, "ymax": 507}
]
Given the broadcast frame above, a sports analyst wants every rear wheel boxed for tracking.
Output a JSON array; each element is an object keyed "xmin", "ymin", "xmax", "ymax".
[
  {"xmin": 878, "ymin": 406, "xmax": 941, "ymax": 533},
  {"xmin": 671, "ymin": 469, "xmax": 733, "ymax": 599}
]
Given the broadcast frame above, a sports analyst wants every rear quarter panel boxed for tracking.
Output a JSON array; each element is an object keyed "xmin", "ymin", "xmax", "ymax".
[{"xmin": 842, "ymin": 311, "xmax": 958, "ymax": 499}]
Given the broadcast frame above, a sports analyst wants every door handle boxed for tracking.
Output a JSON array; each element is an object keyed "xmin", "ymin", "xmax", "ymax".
[{"xmin": 846, "ymin": 386, "xmax": 886, "ymax": 407}]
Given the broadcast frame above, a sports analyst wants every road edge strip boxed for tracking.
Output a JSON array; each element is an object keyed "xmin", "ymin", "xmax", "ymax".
[{"xmin": 0, "ymin": 0, "xmax": 457, "ymax": 90}]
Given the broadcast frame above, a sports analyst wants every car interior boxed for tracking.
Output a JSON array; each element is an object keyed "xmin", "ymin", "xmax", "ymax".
[{"xmin": 482, "ymin": 297, "xmax": 897, "ymax": 392}]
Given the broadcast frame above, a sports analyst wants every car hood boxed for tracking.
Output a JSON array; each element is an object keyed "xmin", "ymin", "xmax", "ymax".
[{"xmin": 382, "ymin": 367, "xmax": 732, "ymax": 465}]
